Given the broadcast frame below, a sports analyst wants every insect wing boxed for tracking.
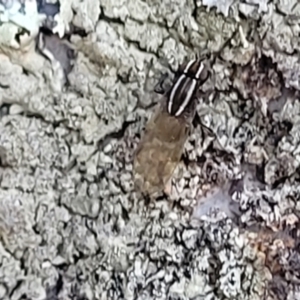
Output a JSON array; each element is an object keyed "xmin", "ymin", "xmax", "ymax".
[{"xmin": 133, "ymin": 106, "xmax": 190, "ymax": 195}]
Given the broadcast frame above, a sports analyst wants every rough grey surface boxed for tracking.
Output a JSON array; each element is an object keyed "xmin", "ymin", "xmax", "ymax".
[{"xmin": 1, "ymin": 0, "xmax": 300, "ymax": 299}]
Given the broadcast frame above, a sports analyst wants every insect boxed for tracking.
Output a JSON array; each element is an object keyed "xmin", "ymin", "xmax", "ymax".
[{"xmin": 133, "ymin": 58, "xmax": 210, "ymax": 196}]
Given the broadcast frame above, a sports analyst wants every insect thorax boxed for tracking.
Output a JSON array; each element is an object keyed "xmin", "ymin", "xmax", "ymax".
[{"xmin": 166, "ymin": 59, "xmax": 209, "ymax": 119}]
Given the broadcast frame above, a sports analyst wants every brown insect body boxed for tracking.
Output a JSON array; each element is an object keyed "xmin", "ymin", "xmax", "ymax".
[
  {"xmin": 133, "ymin": 58, "xmax": 209, "ymax": 196},
  {"xmin": 134, "ymin": 106, "xmax": 190, "ymax": 196}
]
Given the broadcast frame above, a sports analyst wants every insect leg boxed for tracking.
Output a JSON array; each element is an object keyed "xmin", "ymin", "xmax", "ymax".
[
  {"xmin": 163, "ymin": 178, "xmax": 173, "ymax": 196},
  {"xmin": 154, "ymin": 72, "xmax": 169, "ymax": 94}
]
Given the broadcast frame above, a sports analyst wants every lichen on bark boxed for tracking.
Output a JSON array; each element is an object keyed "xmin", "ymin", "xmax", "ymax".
[{"xmin": 0, "ymin": 0, "xmax": 300, "ymax": 299}]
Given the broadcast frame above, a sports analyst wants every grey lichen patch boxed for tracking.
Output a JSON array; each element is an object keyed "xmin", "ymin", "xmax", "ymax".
[
  {"xmin": 259, "ymin": 3, "xmax": 300, "ymax": 90},
  {"xmin": 101, "ymin": 0, "xmax": 151, "ymax": 22},
  {"xmin": 72, "ymin": 0, "xmax": 100, "ymax": 32},
  {"xmin": 201, "ymin": 0, "xmax": 236, "ymax": 17},
  {"xmin": 122, "ymin": 217, "xmax": 271, "ymax": 300},
  {"xmin": 1, "ymin": 0, "xmax": 300, "ymax": 299},
  {"xmin": 51, "ymin": 0, "xmax": 78, "ymax": 36},
  {"xmin": 201, "ymin": 0, "xmax": 269, "ymax": 18},
  {"xmin": 144, "ymin": 0, "xmax": 196, "ymax": 28},
  {"xmin": 10, "ymin": 277, "xmax": 46, "ymax": 300},
  {"xmin": 0, "ymin": 54, "xmax": 44, "ymax": 104},
  {"xmin": 0, "ymin": 190, "xmax": 40, "ymax": 254},
  {"xmin": 194, "ymin": 8, "xmax": 238, "ymax": 52},
  {"xmin": 124, "ymin": 20, "xmax": 168, "ymax": 53},
  {"xmin": 0, "ymin": 115, "xmax": 58, "ymax": 168},
  {"xmin": 0, "ymin": 47, "xmax": 65, "ymax": 118}
]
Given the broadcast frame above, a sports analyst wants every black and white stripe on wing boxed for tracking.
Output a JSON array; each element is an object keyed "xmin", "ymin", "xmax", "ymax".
[{"xmin": 167, "ymin": 59, "xmax": 206, "ymax": 117}]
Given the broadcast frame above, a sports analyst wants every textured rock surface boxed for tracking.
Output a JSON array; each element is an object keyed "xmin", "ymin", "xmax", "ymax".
[{"xmin": 1, "ymin": 0, "xmax": 300, "ymax": 299}]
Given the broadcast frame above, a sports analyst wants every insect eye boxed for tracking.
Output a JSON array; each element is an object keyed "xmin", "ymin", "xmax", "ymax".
[{"xmin": 199, "ymin": 66, "xmax": 209, "ymax": 82}]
